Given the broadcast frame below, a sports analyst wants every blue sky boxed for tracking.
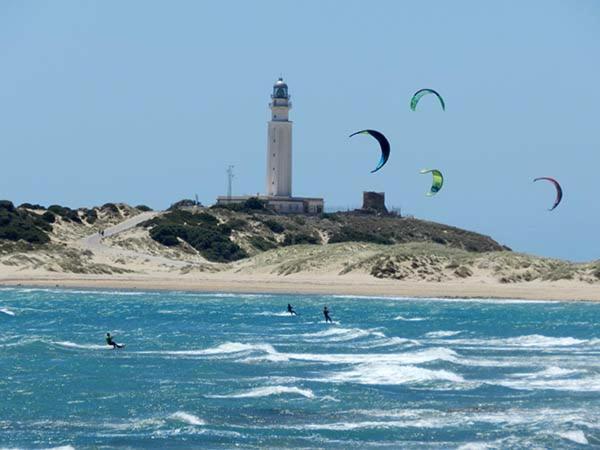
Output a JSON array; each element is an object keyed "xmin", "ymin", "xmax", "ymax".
[{"xmin": 1, "ymin": 1, "xmax": 599, "ymax": 261}]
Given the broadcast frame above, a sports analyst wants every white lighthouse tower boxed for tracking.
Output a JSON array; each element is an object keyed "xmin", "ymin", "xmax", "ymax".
[
  {"xmin": 266, "ymin": 78, "xmax": 292, "ymax": 197},
  {"xmin": 216, "ymin": 77, "xmax": 323, "ymax": 214}
]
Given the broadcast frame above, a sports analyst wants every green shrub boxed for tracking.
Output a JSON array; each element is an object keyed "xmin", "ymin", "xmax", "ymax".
[
  {"xmin": 243, "ymin": 197, "xmax": 266, "ymax": 211},
  {"xmin": 19, "ymin": 203, "xmax": 45, "ymax": 210},
  {"xmin": 328, "ymin": 226, "xmax": 393, "ymax": 245},
  {"xmin": 101, "ymin": 203, "xmax": 120, "ymax": 214},
  {"xmin": 0, "ymin": 204, "xmax": 52, "ymax": 244},
  {"xmin": 226, "ymin": 218, "xmax": 248, "ymax": 230},
  {"xmin": 212, "ymin": 197, "xmax": 269, "ymax": 213},
  {"xmin": 81, "ymin": 208, "xmax": 98, "ymax": 224},
  {"xmin": 217, "ymin": 223, "xmax": 232, "ymax": 236},
  {"xmin": 262, "ymin": 219, "xmax": 285, "ymax": 233},
  {"xmin": 145, "ymin": 210, "xmax": 247, "ymax": 262},
  {"xmin": 292, "ymin": 216, "xmax": 306, "ymax": 225},
  {"xmin": 47, "ymin": 205, "xmax": 82, "ymax": 223},
  {"xmin": 219, "ymin": 218, "xmax": 248, "ymax": 235},
  {"xmin": 149, "ymin": 225, "xmax": 183, "ymax": 246},
  {"xmin": 319, "ymin": 212, "xmax": 343, "ymax": 222},
  {"xmin": 283, "ymin": 232, "xmax": 320, "ymax": 246},
  {"xmin": 168, "ymin": 199, "xmax": 198, "ymax": 210},
  {"xmin": 135, "ymin": 204, "xmax": 153, "ymax": 212},
  {"xmin": 0, "ymin": 201, "xmax": 15, "ymax": 212},
  {"xmin": 42, "ymin": 211, "xmax": 56, "ymax": 223},
  {"xmin": 249, "ymin": 236, "xmax": 277, "ymax": 251}
]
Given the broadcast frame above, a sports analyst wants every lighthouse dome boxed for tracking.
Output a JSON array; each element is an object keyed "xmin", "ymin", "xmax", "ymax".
[{"xmin": 273, "ymin": 77, "xmax": 289, "ymax": 99}]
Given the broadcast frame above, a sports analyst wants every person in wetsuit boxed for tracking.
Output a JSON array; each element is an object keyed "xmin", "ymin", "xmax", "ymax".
[
  {"xmin": 287, "ymin": 303, "xmax": 297, "ymax": 315},
  {"xmin": 106, "ymin": 332, "xmax": 124, "ymax": 349},
  {"xmin": 323, "ymin": 306, "xmax": 333, "ymax": 323}
]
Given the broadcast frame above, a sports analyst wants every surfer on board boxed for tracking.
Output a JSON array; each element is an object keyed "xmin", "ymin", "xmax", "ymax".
[
  {"xmin": 323, "ymin": 306, "xmax": 333, "ymax": 323},
  {"xmin": 106, "ymin": 332, "xmax": 124, "ymax": 349},
  {"xmin": 287, "ymin": 303, "xmax": 297, "ymax": 315}
]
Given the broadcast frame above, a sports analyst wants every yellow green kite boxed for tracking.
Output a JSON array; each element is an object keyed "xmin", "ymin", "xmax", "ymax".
[{"xmin": 420, "ymin": 169, "xmax": 444, "ymax": 196}]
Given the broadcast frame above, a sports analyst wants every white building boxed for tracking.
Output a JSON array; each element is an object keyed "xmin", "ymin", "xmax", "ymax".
[{"xmin": 217, "ymin": 78, "xmax": 324, "ymax": 214}]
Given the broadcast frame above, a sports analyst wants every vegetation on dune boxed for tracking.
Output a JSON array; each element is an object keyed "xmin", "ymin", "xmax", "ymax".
[
  {"xmin": 141, "ymin": 206, "xmax": 509, "ymax": 264},
  {"xmin": 19, "ymin": 203, "xmax": 45, "ymax": 210},
  {"xmin": 0, "ymin": 201, "xmax": 52, "ymax": 244},
  {"xmin": 261, "ymin": 218, "xmax": 285, "ymax": 233},
  {"xmin": 329, "ymin": 226, "xmax": 393, "ymax": 245},
  {"xmin": 48, "ymin": 205, "xmax": 82, "ymax": 223},
  {"xmin": 141, "ymin": 210, "xmax": 247, "ymax": 262},
  {"xmin": 248, "ymin": 236, "xmax": 278, "ymax": 251},
  {"xmin": 282, "ymin": 231, "xmax": 321, "ymax": 246},
  {"xmin": 168, "ymin": 199, "xmax": 198, "ymax": 210},
  {"xmin": 135, "ymin": 204, "xmax": 153, "ymax": 212},
  {"xmin": 211, "ymin": 197, "xmax": 270, "ymax": 214},
  {"xmin": 101, "ymin": 203, "xmax": 121, "ymax": 215}
]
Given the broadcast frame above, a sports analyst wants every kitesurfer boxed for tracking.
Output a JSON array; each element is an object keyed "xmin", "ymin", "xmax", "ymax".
[
  {"xmin": 323, "ymin": 306, "xmax": 333, "ymax": 323},
  {"xmin": 287, "ymin": 303, "xmax": 297, "ymax": 315},
  {"xmin": 106, "ymin": 332, "xmax": 124, "ymax": 349}
]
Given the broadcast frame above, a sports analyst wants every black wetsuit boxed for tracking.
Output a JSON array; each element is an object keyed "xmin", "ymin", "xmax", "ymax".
[
  {"xmin": 106, "ymin": 335, "xmax": 123, "ymax": 349},
  {"xmin": 323, "ymin": 307, "xmax": 332, "ymax": 323},
  {"xmin": 287, "ymin": 304, "xmax": 297, "ymax": 315}
]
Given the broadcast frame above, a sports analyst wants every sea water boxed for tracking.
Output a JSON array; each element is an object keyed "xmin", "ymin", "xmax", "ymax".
[{"xmin": 1, "ymin": 288, "xmax": 599, "ymax": 449}]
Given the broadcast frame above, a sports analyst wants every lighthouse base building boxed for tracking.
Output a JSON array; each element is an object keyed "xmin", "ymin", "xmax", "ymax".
[{"xmin": 217, "ymin": 78, "xmax": 324, "ymax": 214}]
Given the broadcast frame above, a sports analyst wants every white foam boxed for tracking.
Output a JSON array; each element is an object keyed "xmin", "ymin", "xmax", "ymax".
[
  {"xmin": 254, "ymin": 311, "xmax": 295, "ymax": 317},
  {"xmin": 558, "ymin": 430, "xmax": 588, "ymax": 444},
  {"xmin": 500, "ymin": 335, "xmax": 586, "ymax": 347},
  {"xmin": 281, "ymin": 420, "xmax": 409, "ymax": 431},
  {"xmin": 325, "ymin": 362, "xmax": 464, "ymax": 385},
  {"xmin": 139, "ymin": 342, "xmax": 278, "ymax": 357},
  {"xmin": 394, "ymin": 315, "xmax": 426, "ymax": 321},
  {"xmin": 248, "ymin": 346, "xmax": 459, "ymax": 365},
  {"xmin": 54, "ymin": 341, "xmax": 112, "ymax": 350},
  {"xmin": 169, "ymin": 411, "xmax": 205, "ymax": 426},
  {"xmin": 208, "ymin": 385, "xmax": 315, "ymax": 399},
  {"xmin": 449, "ymin": 334, "xmax": 590, "ymax": 349},
  {"xmin": 510, "ymin": 366, "xmax": 581, "ymax": 379},
  {"xmin": 361, "ymin": 336, "xmax": 420, "ymax": 348},
  {"xmin": 457, "ymin": 444, "xmax": 493, "ymax": 450},
  {"xmin": 0, "ymin": 308, "xmax": 15, "ymax": 316},
  {"xmin": 43, "ymin": 446, "xmax": 77, "ymax": 450},
  {"xmin": 425, "ymin": 330, "xmax": 461, "ymax": 338},
  {"xmin": 300, "ymin": 327, "xmax": 373, "ymax": 342},
  {"xmin": 498, "ymin": 374, "xmax": 600, "ymax": 392},
  {"xmin": 152, "ymin": 341, "xmax": 456, "ymax": 366}
]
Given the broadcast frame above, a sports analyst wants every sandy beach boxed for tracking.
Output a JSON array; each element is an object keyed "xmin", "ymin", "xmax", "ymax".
[
  {"xmin": 1, "ymin": 271, "xmax": 599, "ymax": 301},
  {"xmin": 1, "ymin": 207, "xmax": 598, "ymax": 302}
]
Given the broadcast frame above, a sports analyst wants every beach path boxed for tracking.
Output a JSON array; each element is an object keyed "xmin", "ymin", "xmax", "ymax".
[{"xmin": 77, "ymin": 211, "xmax": 189, "ymax": 268}]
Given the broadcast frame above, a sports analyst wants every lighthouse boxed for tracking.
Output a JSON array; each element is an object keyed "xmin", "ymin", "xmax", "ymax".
[
  {"xmin": 216, "ymin": 77, "xmax": 323, "ymax": 214},
  {"xmin": 266, "ymin": 78, "xmax": 293, "ymax": 197}
]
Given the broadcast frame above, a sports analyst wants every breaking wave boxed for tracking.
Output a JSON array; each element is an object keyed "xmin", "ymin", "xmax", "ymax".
[
  {"xmin": 323, "ymin": 363, "xmax": 464, "ymax": 385},
  {"xmin": 169, "ymin": 411, "xmax": 205, "ymax": 426},
  {"xmin": 394, "ymin": 315, "xmax": 426, "ymax": 321},
  {"xmin": 425, "ymin": 330, "xmax": 462, "ymax": 338},
  {"xmin": 557, "ymin": 430, "xmax": 588, "ymax": 445},
  {"xmin": 208, "ymin": 385, "xmax": 315, "ymax": 399},
  {"xmin": 0, "ymin": 307, "xmax": 15, "ymax": 316}
]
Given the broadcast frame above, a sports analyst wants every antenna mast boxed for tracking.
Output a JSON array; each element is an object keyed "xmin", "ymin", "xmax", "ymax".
[{"xmin": 227, "ymin": 165, "xmax": 235, "ymax": 200}]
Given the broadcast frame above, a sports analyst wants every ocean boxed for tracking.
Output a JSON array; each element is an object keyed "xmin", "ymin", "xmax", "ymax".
[{"xmin": 1, "ymin": 287, "xmax": 599, "ymax": 449}]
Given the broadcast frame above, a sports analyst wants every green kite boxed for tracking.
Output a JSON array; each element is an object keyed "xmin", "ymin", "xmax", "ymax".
[
  {"xmin": 420, "ymin": 169, "xmax": 444, "ymax": 196},
  {"xmin": 410, "ymin": 89, "xmax": 445, "ymax": 111}
]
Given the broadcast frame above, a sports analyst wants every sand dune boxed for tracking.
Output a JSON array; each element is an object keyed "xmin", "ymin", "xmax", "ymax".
[{"xmin": 0, "ymin": 211, "xmax": 598, "ymax": 301}]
